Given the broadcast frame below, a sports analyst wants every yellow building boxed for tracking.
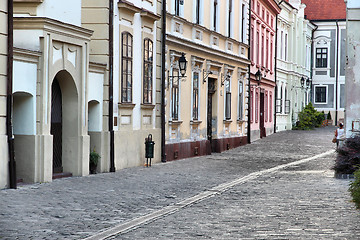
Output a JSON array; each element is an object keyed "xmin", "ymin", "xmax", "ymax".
[
  {"xmin": 82, "ymin": 0, "xmax": 162, "ymax": 170},
  {"xmin": 164, "ymin": 0, "xmax": 250, "ymax": 160}
]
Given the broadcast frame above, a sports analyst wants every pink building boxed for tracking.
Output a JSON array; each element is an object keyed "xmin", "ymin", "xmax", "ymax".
[{"xmin": 249, "ymin": 0, "xmax": 280, "ymax": 142}]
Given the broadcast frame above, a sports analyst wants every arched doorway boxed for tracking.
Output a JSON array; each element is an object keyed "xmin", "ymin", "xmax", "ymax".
[
  {"xmin": 51, "ymin": 77, "xmax": 63, "ymax": 173},
  {"xmin": 51, "ymin": 70, "xmax": 79, "ymax": 176}
]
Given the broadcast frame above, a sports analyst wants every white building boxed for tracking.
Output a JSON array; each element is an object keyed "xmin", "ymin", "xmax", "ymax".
[
  {"xmin": 275, "ymin": 0, "xmax": 315, "ymax": 131},
  {"xmin": 303, "ymin": 0, "xmax": 346, "ymax": 125}
]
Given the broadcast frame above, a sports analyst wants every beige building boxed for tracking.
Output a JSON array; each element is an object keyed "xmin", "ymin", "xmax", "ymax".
[
  {"xmin": 82, "ymin": 0, "xmax": 162, "ymax": 170},
  {"xmin": 0, "ymin": 1, "xmax": 8, "ymax": 189},
  {"xmin": 164, "ymin": 0, "xmax": 250, "ymax": 160}
]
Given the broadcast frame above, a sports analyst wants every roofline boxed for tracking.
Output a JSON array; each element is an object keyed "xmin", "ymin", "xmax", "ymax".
[{"xmin": 309, "ymin": 19, "xmax": 346, "ymax": 22}]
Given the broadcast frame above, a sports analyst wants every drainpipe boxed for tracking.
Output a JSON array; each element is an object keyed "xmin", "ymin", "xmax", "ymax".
[
  {"xmin": 274, "ymin": 13, "xmax": 279, "ymax": 133},
  {"xmin": 109, "ymin": 0, "xmax": 115, "ymax": 172},
  {"xmin": 161, "ymin": 0, "xmax": 166, "ymax": 162},
  {"xmin": 7, "ymin": 0, "xmax": 16, "ymax": 189},
  {"xmin": 247, "ymin": 0, "xmax": 252, "ymax": 144},
  {"xmin": 310, "ymin": 24, "xmax": 317, "ymax": 103},
  {"xmin": 335, "ymin": 20, "xmax": 339, "ymax": 126}
]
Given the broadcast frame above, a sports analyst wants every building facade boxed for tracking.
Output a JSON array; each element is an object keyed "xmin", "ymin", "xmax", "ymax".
[
  {"xmin": 82, "ymin": 0, "xmax": 162, "ymax": 170},
  {"xmin": 164, "ymin": 0, "xmax": 250, "ymax": 160},
  {"xmin": 0, "ymin": 1, "xmax": 8, "ymax": 188},
  {"xmin": 345, "ymin": 0, "xmax": 360, "ymax": 137},
  {"xmin": 249, "ymin": 0, "xmax": 280, "ymax": 141},
  {"xmin": 275, "ymin": 0, "xmax": 315, "ymax": 132},
  {"xmin": 303, "ymin": 0, "xmax": 346, "ymax": 125}
]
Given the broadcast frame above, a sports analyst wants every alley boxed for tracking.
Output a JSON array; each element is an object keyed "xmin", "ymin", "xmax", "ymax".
[{"xmin": 1, "ymin": 127, "xmax": 359, "ymax": 239}]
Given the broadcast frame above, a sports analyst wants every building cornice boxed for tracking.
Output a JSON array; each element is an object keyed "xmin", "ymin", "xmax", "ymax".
[
  {"xmin": 166, "ymin": 34, "xmax": 251, "ymax": 66},
  {"xmin": 14, "ymin": 17, "xmax": 93, "ymax": 41}
]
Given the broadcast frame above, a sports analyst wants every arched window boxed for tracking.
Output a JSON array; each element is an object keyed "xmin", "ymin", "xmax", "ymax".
[
  {"xmin": 121, "ymin": 32, "xmax": 133, "ymax": 103},
  {"xmin": 143, "ymin": 38, "xmax": 153, "ymax": 104}
]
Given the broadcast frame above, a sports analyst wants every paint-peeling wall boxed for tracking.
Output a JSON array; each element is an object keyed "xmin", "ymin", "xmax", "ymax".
[{"xmin": 345, "ymin": 1, "xmax": 360, "ymax": 137}]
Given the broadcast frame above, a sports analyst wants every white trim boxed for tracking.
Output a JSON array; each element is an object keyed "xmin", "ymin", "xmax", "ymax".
[{"xmin": 314, "ymin": 85, "xmax": 328, "ymax": 104}]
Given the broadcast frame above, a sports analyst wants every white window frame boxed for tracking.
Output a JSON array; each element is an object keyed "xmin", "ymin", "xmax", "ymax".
[
  {"xmin": 314, "ymin": 85, "xmax": 328, "ymax": 104},
  {"xmin": 238, "ymin": 79, "xmax": 244, "ymax": 120},
  {"xmin": 211, "ymin": 0, "xmax": 220, "ymax": 32},
  {"xmin": 224, "ymin": 74, "xmax": 232, "ymax": 120},
  {"xmin": 191, "ymin": 69, "xmax": 201, "ymax": 120},
  {"xmin": 193, "ymin": 0, "xmax": 204, "ymax": 25}
]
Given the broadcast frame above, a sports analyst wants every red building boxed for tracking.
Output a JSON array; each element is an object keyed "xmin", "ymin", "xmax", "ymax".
[{"xmin": 249, "ymin": 0, "xmax": 280, "ymax": 142}]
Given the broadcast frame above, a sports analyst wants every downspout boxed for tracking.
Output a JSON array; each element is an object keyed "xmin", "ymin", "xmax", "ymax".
[
  {"xmin": 109, "ymin": 0, "xmax": 115, "ymax": 172},
  {"xmin": 7, "ymin": 0, "xmax": 16, "ymax": 189},
  {"xmin": 274, "ymin": 11, "xmax": 279, "ymax": 133},
  {"xmin": 335, "ymin": 20, "xmax": 339, "ymax": 126},
  {"xmin": 247, "ymin": 0, "xmax": 252, "ymax": 144},
  {"xmin": 310, "ymin": 23, "xmax": 317, "ymax": 103},
  {"xmin": 161, "ymin": 0, "xmax": 166, "ymax": 162}
]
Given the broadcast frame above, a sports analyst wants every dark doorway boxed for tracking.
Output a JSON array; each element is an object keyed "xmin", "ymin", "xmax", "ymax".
[
  {"xmin": 207, "ymin": 78, "xmax": 216, "ymax": 151},
  {"xmin": 51, "ymin": 77, "xmax": 63, "ymax": 173},
  {"xmin": 260, "ymin": 91, "xmax": 265, "ymax": 138}
]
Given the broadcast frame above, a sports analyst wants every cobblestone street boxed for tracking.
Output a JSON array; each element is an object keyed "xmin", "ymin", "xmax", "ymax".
[{"xmin": 1, "ymin": 127, "xmax": 359, "ymax": 239}]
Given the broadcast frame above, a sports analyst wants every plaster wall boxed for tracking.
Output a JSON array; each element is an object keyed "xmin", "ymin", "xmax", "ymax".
[
  {"xmin": 36, "ymin": 0, "xmax": 82, "ymax": 26},
  {"xmin": 0, "ymin": 1, "xmax": 8, "ymax": 189},
  {"xmin": 345, "ymin": 5, "xmax": 360, "ymax": 137}
]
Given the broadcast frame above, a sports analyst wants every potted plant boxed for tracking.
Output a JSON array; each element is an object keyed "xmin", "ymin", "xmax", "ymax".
[{"xmin": 89, "ymin": 149, "xmax": 100, "ymax": 174}]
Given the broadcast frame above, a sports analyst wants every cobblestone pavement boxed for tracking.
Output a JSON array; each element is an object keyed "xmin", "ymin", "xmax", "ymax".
[{"xmin": 1, "ymin": 127, "xmax": 358, "ymax": 239}]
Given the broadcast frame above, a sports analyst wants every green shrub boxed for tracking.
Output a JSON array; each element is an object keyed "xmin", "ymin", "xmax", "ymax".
[
  {"xmin": 333, "ymin": 134, "xmax": 360, "ymax": 174},
  {"xmin": 293, "ymin": 102, "xmax": 325, "ymax": 130},
  {"xmin": 349, "ymin": 168, "xmax": 360, "ymax": 209},
  {"xmin": 90, "ymin": 149, "xmax": 100, "ymax": 166}
]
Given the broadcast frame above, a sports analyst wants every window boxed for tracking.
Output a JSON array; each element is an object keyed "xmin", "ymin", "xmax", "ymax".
[
  {"xmin": 257, "ymin": 3, "xmax": 260, "ymax": 15},
  {"xmin": 285, "ymin": 34, "xmax": 288, "ymax": 61},
  {"xmin": 255, "ymin": 90, "xmax": 259, "ymax": 123},
  {"xmin": 171, "ymin": 69, "xmax": 180, "ymax": 119},
  {"xmin": 266, "ymin": 12, "xmax": 269, "ymax": 24},
  {"xmin": 250, "ymin": 88, "xmax": 254, "ymax": 123},
  {"xmin": 225, "ymin": 77, "xmax": 231, "ymax": 120},
  {"xmin": 143, "ymin": 39, "xmax": 153, "ymax": 104},
  {"xmin": 175, "ymin": 0, "xmax": 180, "ymax": 16},
  {"xmin": 238, "ymin": 81, "xmax": 243, "ymax": 120},
  {"xmin": 315, "ymin": 86, "xmax": 327, "ymax": 103},
  {"xmin": 280, "ymin": 31, "xmax": 283, "ymax": 59},
  {"xmin": 121, "ymin": 32, "xmax": 133, "ymax": 103},
  {"xmin": 228, "ymin": 0, "xmax": 232, "ymax": 37},
  {"xmin": 270, "ymin": 40, "xmax": 273, "ymax": 71},
  {"xmin": 271, "ymin": 16, "xmax": 273, "ymax": 28},
  {"xmin": 316, "ymin": 48, "xmax": 328, "ymax": 68},
  {"xmin": 256, "ymin": 31, "xmax": 259, "ymax": 64},
  {"xmin": 213, "ymin": 0, "xmax": 218, "ymax": 31},
  {"xmin": 269, "ymin": 92, "xmax": 272, "ymax": 122},
  {"xmin": 192, "ymin": 72, "xmax": 199, "ymax": 120},
  {"xmin": 266, "ymin": 37, "xmax": 269, "ymax": 68},
  {"xmin": 196, "ymin": 0, "xmax": 201, "ymax": 24},
  {"xmin": 262, "ymin": 9, "xmax": 265, "ymax": 19},
  {"xmin": 250, "ymin": 26, "xmax": 254, "ymax": 61},
  {"xmin": 241, "ymin": 4, "xmax": 245, "ymax": 42},
  {"xmin": 261, "ymin": 34, "xmax": 264, "ymax": 67},
  {"xmin": 265, "ymin": 91, "xmax": 268, "ymax": 122}
]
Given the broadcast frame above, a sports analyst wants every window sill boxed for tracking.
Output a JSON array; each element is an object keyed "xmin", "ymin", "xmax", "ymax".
[
  {"xmin": 223, "ymin": 119, "xmax": 232, "ymax": 124},
  {"xmin": 118, "ymin": 103, "xmax": 136, "ymax": 109},
  {"xmin": 237, "ymin": 119, "xmax": 246, "ymax": 123},
  {"xmin": 141, "ymin": 104, "xmax": 155, "ymax": 110},
  {"xmin": 190, "ymin": 120, "xmax": 202, "ymax": 125},
  {"xmin": 169, "ymin": 120, "xmax": 183, "ymax": 125}
]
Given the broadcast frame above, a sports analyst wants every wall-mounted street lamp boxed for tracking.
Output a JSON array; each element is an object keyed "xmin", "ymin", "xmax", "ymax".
[
  {"xmin": 300, "ymin": 77, "xmax": 305, "ymax": 88},
  {"xmin": 254, "ymin": 69, "xmax": 262, "ymax": 85},
  {"xmin": 168, "ymin": 53, "xmax": 187, "ymax": 83}
]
